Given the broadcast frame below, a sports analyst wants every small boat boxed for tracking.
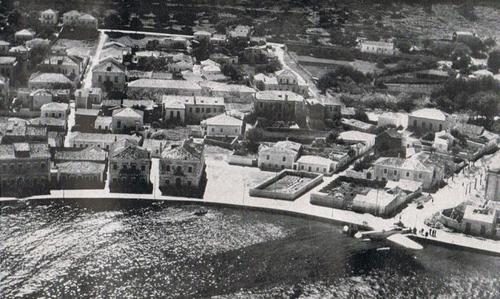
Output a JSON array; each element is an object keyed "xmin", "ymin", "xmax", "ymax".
[
  {"xmin": 376, "ymin": 247, "xmax": 391, "ymax": 251},
  {"xmin": 194, "ymin": 208, "xmax": 208, "ymax": 216}
]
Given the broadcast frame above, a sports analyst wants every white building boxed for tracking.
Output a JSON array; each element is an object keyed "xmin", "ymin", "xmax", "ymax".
[
  {"xmin": 40, "ymin": 102, "xmax": 69, "ymax": 119},
  {"xmin": 30, "ymin": 89, "xmax": 53, "ymax": 110},
  {"xmin": 111, "ymin": 107, "xmax": 144, "ymax": 133},
  {"xmin": 70, "ymin": 132, "xmax": 141, "ymax": 150},
  {"xmin": 201, "ymin": 113, "xmax": 244, "ymax": 137},
  {"xmin": 408, "ymin": 108, "xmax": 450, "ymax": 132},
  {"xmin": 258, "ymin": 141, "xmax": 302, "ymax": 171},
  {"xmin": 295, "ymin": 155, "xmax": 336, "ymax": 175},
  {"xmin": 39, "ymin": 9, "xmax": 59, "ymax": 25},
  {"xmin": 62, "ymin": 10, "xmax": 80, "ymax": 25},
  {"xmin": 359, "ymin": 40, "xmax": 396, "ymax": 55}
]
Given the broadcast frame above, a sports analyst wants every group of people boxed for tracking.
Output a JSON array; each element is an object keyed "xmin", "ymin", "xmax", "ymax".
[{"xmin": 411, "ymin": 227, "xmax": 438, "ymax": 238}]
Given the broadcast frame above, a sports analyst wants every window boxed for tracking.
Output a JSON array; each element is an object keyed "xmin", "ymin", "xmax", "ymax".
[
  {"xmin": 406, "ymin": 172, "xmax": 410, "ymax": 177},
  {"xmin": 40, "ymin": 163, "xmax": 46, "ymax": 170},
  {"xmin": 266, "ymin": 155, "xmax": 270, "ymax": 160},
  {"xmin": 122, "ymin": 164, "xmax": 127, "ymax": 170},
  {"xmin": 393, "ymin": 170, "xmax": 397, "ymax": 175},
  {"xmin": 282, "ymin": 157, "xmax": 286, "ymax": 162},
  {"xmin": 165, "ymin": 180, "xmax": 170, "ymax": 185},
  {"xmin": 113, "ymin": 163, "xmax": 117, "ymax": 170},
  {"xmin": 206, "ymin": 108, "xmax": 211, "ymax": 113},
  {"xmin": 418, "ymin": 173, "xmax": 423, "ymax": 179},
  {"xmin": 187, "ymin": 181, "xmax": 191, "ymax": 186},
  {"xmin": 188, "ymin": 166, "xmax": 192, "ymax": 173},
  {"xmin": 220, "ymin": 128, "xmax": 223, "ymax": 133},
  {"xmin": 211, "ymin": 128, "xmax": 214, "ymax": 132},
  {"xmin": 141, "ymin": 165, "xmax": 145, "ymax": 171},
  {"xmin": 201, "ymin": 108, "xmax": 205, "ymax": 113},
  {"xmin": 316, "ymin": 167, "xmax": 319, "ymax": 171},
  {"xmin": 166, "ymin": 165, "xmax": 170, "ymax": 171},
  {"xmin": 114, "ymin": 76, "xmax": 118, "ymax": 83},
  {"xmin": 383, "ymin": 169, "xmax": 388, "ymax": 174},
  {"xmin": 98, "ymin": 75, "xmax": 102, "ymax": 82},
  {"xmin": 195, "ymin": 108, "xmax": 200, "ymax": 113}
]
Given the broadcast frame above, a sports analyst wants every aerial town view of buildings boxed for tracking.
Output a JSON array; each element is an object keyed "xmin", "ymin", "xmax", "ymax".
[{"xmin": 0, "ymin": 0, "xmax": 500, "ymax": 257}]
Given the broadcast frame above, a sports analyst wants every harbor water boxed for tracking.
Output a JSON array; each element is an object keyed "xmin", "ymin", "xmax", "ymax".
[{"xmin": 1, "ymin": 199, "xmax": 499, "ymax": 298}]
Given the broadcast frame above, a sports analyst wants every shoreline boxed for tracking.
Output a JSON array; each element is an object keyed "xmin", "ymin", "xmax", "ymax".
[{"xmin": 3, "ymin": 191, "xmax": 500, "ymax": 257}]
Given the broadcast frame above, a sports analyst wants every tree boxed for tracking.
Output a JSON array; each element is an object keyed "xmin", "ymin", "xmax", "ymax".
[
  {"xmin": 451, "ymin": 43, "xmax": 472, "ymax": 73},
  {"xmin": 473, "ymin": 92, "xmax": 499, "ymax": 121},
  {"xmin": 130, "ymin": 17, "xmax": 143, "ymax": 30},
  {"xmin": 487, "ymin": 50, "xmax": 500, "ymax": 73},
  {"xmin": 221, "ymin": 64, "xmax": 244, "ymax": 82},
  {"xmin": 104, "ymin": 13, "xmax": 122, "ymax": 29},
  {"xmin": 396, "ymin": 39, "xmax": 412, "ymax": 54}
]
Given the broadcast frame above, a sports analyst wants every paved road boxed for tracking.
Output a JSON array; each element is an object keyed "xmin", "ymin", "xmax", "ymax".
[{"xmin": 99, "ymin": 29, "xmax": 193, "ymax": 39}]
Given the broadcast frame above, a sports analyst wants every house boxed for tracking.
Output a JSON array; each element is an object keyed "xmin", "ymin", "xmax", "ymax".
[
  {"xmin": 70, "ymin": 132, "xmax": 141, "ymax": 150},
  {"xmin": 341, "ymin": 118, "xmax": 375, "ymax": 132},
  {"xmin": 452, "ymin": 31, "xmax": 476, "ymax": 42},
  {"xmin": 77, "ymin": 14, "xmax": 98, "ymax": 29},
  {"xmin": 111, "ymin": 107, "xmax": 144, "ymax": 133},
  {"xmin": 39, "ymin": 55, "xmax": 82, "ymax": 79},
  {"xmin": 254, "ymin": 90, "xmax": 304, "ymax": 121},
  {"xmin": 40, "ymin": 102, "xmax": 69, "ymax": 119},
  {"xmin": 30, "ymin": 89, "xmax": 53, "ymax": 110},
  {"xmin": 372, "ymin": 153, "xmax": 444, "ymax": 189},
  {"xmin": 295, "ymin": 155, "xmax": 336, "ymax": 175},
  {"xmin": 28, "ymin": 73, "xmax": 73, "ymax": 90},
  {"xmin": 321, "ymin": 94, "xmax": 342, "ymax": 120},
  {"xmin": 462, "ymin": 206, "xmax": 497, "ymax": 237},
  {"xmin": 94, "ymin": 116, "xmax": 112, "ymax": 132},
  {"xmin": 54, "ymin": 145, "xmax": 107, "ymax": 163},
  {"xmin": 352, "ymin": 188, "xmax": 407, "ymax": 217},
  {"xmin": 39, "ymin": 9, "xmax": 59, "ymax": 25},
  {"xmin": 228, "ymin": 25, "xmax": 251, "ymax": 40},
  {"xmin": 100, "ymin": 42, "xmax": 131, "ymax": 63},
  {"xmin": 91, "ymin": 58, "xmax": 126, "ymax": 91},
  {"xmin": 0, "ymin": 120, "xmax": 48, "ymax": 144},
  {"xmin": 258, "ymin": 140, "xmax": 302, "ymax": 171},
  {"xmin": 127, "ymin": 79, "xmax": 202, "ymax": 97},
  {"xmin": 408, "ymin": 108, "xmax": 450, "ymax": 132},
  {"xmin": 338, "ymin": 131, "xmax": 376, "ymax": 154},
  {"xmin": 485, "ymin": 153, "xmax": 500, "ymax": 202},
  {"xmin": 198, "ymin": 81, "xmax": 256, "ymax": 101},
  {"xmin": 377, "ymin": 112, "xmax": 405, "ymax": 128},
  {"xmin": 109, "ymin": 139, "xmax": 151, "ymax": 193},
  {"xmin": 375, "ymin": 129, "xmax": 404, "ymax": 157},
  {"xmin": 162, "ymin": 95, "xmax": 225, "ymax": 124},
  {"xmin": 201, "ymin": 113, "xmax": 244, "ymax": 137},
  {"xmin": 0, "ymin": 41, "xmax": 10, "ymax": 54},
  {"xmin": 75, "ymin": 108, "xmax": 100, "ymax": 131},
  {"xmin": 8, "ymin": 45, "xmax": 30, "ymax": 60},
  {"xmin": 253, "ymin": 70, "xmax": 308, "ymax": 97},
  {"xmin": 75, "ymin": 87, "xmax": 102, "ymax": 109},
  {"xmin": 433, "ymin": 130, "xmax": 455, "ymax": 153},
  {"xmin": 359, "ymin": 39, "xmax": 396, "ymax": 55},
  {"xmin": 52, "ymin": 161, "xmax": 106, "ymax": 189},
  {"xmin": 209, "ymin": 53, "xmax": 238, "ymax": 65},
  {"xmin": 14, "ymin": 29, "xmax": 35, "ymax": 42},
  {"xmin": 0, "ymin": 56, "xmax": 17, "ymax": 81},
  {"xmin": 210, "ymin": 34, "xmax": 227, "ymax": 45},
  {"xmin": 62, "ymin": 10, "xmax": 81, "ymax": 25},
  {"xmin": 0, "ymin": 143, "xmax": 51, "ymax": 197},
  {"xmin": 159, "ymin": 139, "xmax": 205, "ymax": 190},
  {"xmin": 29, "ymin": 117, "xmax": 67, "ymax": 132}
]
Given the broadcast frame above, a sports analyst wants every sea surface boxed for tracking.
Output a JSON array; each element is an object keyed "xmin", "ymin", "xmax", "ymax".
[{"xmin": 1, "ymin": 199, "xmax": 499, "ymax": 298}]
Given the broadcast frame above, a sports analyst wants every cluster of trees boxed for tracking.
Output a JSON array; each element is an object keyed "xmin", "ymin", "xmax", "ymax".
[
  {"xmin": 317, "ymin": 66, "xmax": 369, "ymax": 93},
  {"xmin": 432, "ymin": 77, "xmax": 500, "ymax": 122}
]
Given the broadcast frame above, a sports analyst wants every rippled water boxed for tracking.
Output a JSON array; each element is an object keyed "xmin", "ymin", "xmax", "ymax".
[{"xmin": 1, "ymin": 199, "xmax": 499, "ymax": 298}]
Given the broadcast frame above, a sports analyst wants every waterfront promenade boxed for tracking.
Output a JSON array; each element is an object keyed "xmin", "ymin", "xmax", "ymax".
[{"xmin": 2, "ymin": 149, "xmax": 500, "ymax": 256}]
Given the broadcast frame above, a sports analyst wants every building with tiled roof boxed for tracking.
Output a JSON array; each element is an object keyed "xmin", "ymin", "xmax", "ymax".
[
  {"xmin": 14, "ymin": 29, "xmax": 35, "ymax": 42},
  {"xmin": 0, "ymin": 142, "xmax": 50, "ymax": 196},
  {"xmin": 372, "ymin": 152, "xmax": 444, "ymax": 189},
  {"xmin": 70, "ymin": 132, "xmax": 141, "ymax": 151},
  {"xmin": 62, "ymin": 10, "xmax": 81, "ymax": 25},
  {"xmin": 53, "ymin": 161, "xmax": 106, "ymax": 189},
  {"xmin": 92, "ymin": 58, "xmax": 126, "ymax": 91},
  {"xmin": 160, "ymin": 139, "xmax": 205, "ymax": 190},
  {"xmin": 54, "ymin": 145, "xmax": 107, "ymax": 163},
  {"xmin": 296, "ymin": 155, "xmax": 336, "ymax": 175},
  {"xmin": 408, "ymin": 108, "xmax": 450, "ymax": 133},
  {"xmin": 162, "ymin": 95, "xmax": 225, "ymax": 124},
  {"xmin": 254, "ymin": 90, "xmax": 305, "ymax": 121},
  {"xmin": 39, "ymin": 55, "xmax": 82, "ymax": 78},
  {"xmin": 29, "ymin": 117, "xmax": 67, "ymax": 132},
  {"xmin": 75, "ymin": 87, "xmax": 102, "ymax": 109},
  {"xmin": 258, "ymin": 141, "xmax": 302, "ymax": 171},
  {"xmin": 111, "ymin": 107, "xmax": 144, "ymax": 133},
  {"xmin": 28, "ymin": 72, "xmax": 73, "ymax": 90},
  {"xmin": 0, "ymin": 40, "xmax": 10, "ymax": 55},
  {"xmin": 94, "ymin": 116, "xmax": 112, "ymax": 132},
  {"xmin": 40, "ymin": 9, "xmax": 59, "ymax": 25},
  {"xmin": 127, "ymin": 79, "xmax": 202, "ymax": 97},
  {"xmin": 0, "ymin": 56, "xmax": 17, "ymax": 81},
  {"xmin": 30, "ymin": 89, "xmax": 53, "ymax": 110},
  {"xmin": 40, "ymin": 102, "xmax": 69, "ymax": 119},
  {"xmin": 109, "ymin": 139, "xmax": 151, "ymax": 193},
  {"xmin": 0, "ymin": 120, "xmax": 48, "ymax": 144},
  {"xmin": 201, "ymin": 113, "xmax": 244, "ymax": 137},
  {"xmin": 198, "ymin": 81, "xmax": 255, "ymax": 101}
]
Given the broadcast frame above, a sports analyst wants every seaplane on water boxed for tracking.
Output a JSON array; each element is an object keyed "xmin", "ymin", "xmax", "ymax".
[{"xmin": 353, "ymin": 225, "xmax": 424, "ymax": 250}]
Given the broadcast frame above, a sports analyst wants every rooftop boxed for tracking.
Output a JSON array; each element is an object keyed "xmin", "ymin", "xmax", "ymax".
[
  {"xmin": 297, "ymin": 155, "xmax": 334, "ymax": 165},
  {"xmin": 57, "ymin": 161, "xmax": 106, "ymax": 175},
  {"xmin": 40, "ymin": 102, "xmax": 69, "ymax": 111},
  {"xmin": 161, "ymin": 140, "xmax": 203, "ymax": 160},
  {"xmin": 255, "ymin": 90, "xmax": 304, "ymax": 102},
  {"xmin": 128, "ymin": 79, "xmax": 201, "ymax": 91},
  {"xmin": 112, "ymin": 107, "xmax": 144, "ymax": 118},
  {"xmin": 203, "ymin": 113, "xmax": 242, "ymax": 127},
  {"xmin": 110, "ymin": 141, "xmax": 149, "ymax": 160},
  {"xmin": 55, "ymin": 146, "xmax": 107, "ymax": 162},
  {"xmin": 29, "ymin": 73, "xmax": 72, "ymax": 84},
  {"xmin": 410, "ymin": 108, "xmax": 448, "ymax": 121},
  {"xmin": 0, "ymin": 143, "xmax": 50, "ymax": 160},
  {"xmin": 162, "ymin": 95, "xmax": 225, "ymax": 108},
  {"xmin": 463, "ymin": 205, "xmax": 496, "ymax": 224},
  {"xmin": 72, "ymin": 132, "xmax": 140, "ymax": 143},
  {"xmin": 0, "ymin": 56, "xmax": 17, "ymax": 65}
]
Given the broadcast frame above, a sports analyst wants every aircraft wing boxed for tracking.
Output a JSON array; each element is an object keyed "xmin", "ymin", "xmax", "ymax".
[{"xmin": 387, "ymin": 234, "xmax": 423, "ymax": 250}]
